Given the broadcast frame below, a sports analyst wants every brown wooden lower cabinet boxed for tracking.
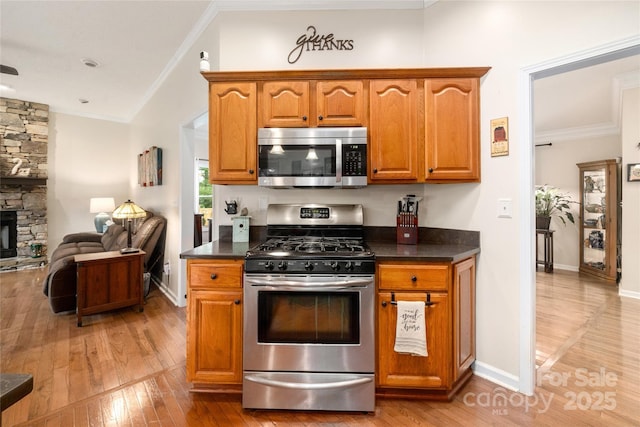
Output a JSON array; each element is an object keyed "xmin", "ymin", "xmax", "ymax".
[
  {"xmin": 376, "ymin": 257, "xmax": 476, "ymax": 400},
  {"xmin": 185, "ymin": 256, "xmax": 476, "ymax": 400},
  {"xmin": 186, "ymin": 259, "xmax": 243, "ymax": 392}
]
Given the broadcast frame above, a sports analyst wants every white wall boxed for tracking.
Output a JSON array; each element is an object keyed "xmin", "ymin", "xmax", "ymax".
[
  {"xmin": 535, "ymin": 135, "xmax": 621, "ymax": 270},
  {"xmin": 44, "ymin": 1, "xmax": 640, "ymax": 393},
  {"xmin": 620, "ymin": 86, "xmax": 640, "ymax": 296},
  {"xmin": 48, "ymin": 113, "xmax": 129, "ymax": 247}
]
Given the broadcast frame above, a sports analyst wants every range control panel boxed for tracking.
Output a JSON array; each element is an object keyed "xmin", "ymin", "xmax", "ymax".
[
  {"xmin": 300, "ymin": 207, "xmax": 330, "ymax": 219},
  {"xmin": 245, "ymin": 258, "xmax": 376, "ymax": 274}
]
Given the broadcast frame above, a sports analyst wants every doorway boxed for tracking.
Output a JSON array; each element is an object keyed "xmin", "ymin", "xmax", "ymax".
[
  {"xmin": 520, "ymin": 38, "xmax": 640, "ymax": 394},
  {"xmin": 177, "ymin": 111, "xmax": 209, "ymax": 307}
]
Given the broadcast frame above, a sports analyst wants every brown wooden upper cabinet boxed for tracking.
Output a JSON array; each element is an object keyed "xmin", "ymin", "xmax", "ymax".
[
  {"xmin": 209, "ymin": 82, "xmax": 257, "ymax": 184},
  {"xmin": 259, "ymin": 80, "xmax": 366, "ymax": 128},
  {"xmin": 202, "ymin": 68, "xmax": 489, "ymax": 185},
  {"xmin": 425, "ymin": 78, "xmax": 480, "ymax": 182},
  {"xmin": 369, "ymin": 79, "xmax": 420, "ymax": 182}
]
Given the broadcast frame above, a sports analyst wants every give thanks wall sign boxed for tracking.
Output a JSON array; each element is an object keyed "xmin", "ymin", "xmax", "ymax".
[{"xmin": 288, "ymin": 25, "xmax": 354, "ymax": 64}]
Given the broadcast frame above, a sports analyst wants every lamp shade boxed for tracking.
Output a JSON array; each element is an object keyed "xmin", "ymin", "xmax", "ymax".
[
  {"xmin": 112, "ymin": 200, "xmax": 147, "ymax": 220},
  {"xmin": 112, "ymin": 200, "xmax": 146, "ymax": 252},
  {"xmin": 89, "ymin": 197, "xmax": 115, "ymax": 213}
]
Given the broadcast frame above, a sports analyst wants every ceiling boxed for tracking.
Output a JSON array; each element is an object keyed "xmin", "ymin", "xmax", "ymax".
[{"xmin": 1, "ymin": 0, "xmax": 638, "ymax": 132}]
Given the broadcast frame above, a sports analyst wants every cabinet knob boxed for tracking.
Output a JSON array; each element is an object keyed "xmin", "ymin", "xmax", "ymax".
[
  {"xmin": 428, "ymin": 168, "xmax": 434, "ymax": 173},
  {"xmin": 210, "ymin": 273, "xmax": 217, "ymax": 280},
  {"xmin": 373, "ymin": 168, "xmax": 378, "ymax": 174},
  {"xmin": 381, "ymin": 301, "xmax": 388, "ymax": 307},
  {"xmin": 411, "ymin": 275, "xmax": 417, "ymax": 282},
  {"xmin": 302, "ymin": 116, "xmax": 308, "ymax": 121},
  {"xmin": 234, "ymin": 299, "xmax": 241, "ymax": 305},
  {"xmin": 248, "ymin": 169, "xmax": 254, "ymax": 175},
  {"xmin": 318, "ymin": 115, "xmax": 323, "ymax": 121}
]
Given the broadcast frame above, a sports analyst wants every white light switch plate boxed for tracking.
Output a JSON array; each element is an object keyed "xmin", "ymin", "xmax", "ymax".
[{"xmin": 497, "ymin": 198, "xmax": 512, "ymax": 218}]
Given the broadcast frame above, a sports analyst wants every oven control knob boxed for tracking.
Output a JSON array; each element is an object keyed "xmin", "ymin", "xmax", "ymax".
[
  {"xmin": 264, "ymin": 261, "xmax": 274, "ymax": 271},
  {"xmin": 345, "ymin": 261, "xmax": 354, "ymax": 271},
  {"xmin": 330, "ymin": 261, "xmax": 340, "ymax": 271},
  {"xmin": 304, "ymin": 261, "xmax": 314, "ymax": 271},
  {"xmin": 278, "ymin": 261, "xmax": 288, "ymax": 271}
]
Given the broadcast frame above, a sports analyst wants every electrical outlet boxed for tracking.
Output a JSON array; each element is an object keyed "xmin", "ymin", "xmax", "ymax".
[
  {"xmin": 163, "ymin": 262, "xmax": 171, "ymax": 275},
  {"xmin": 497, "ymin": 198, "xmax": 512, "ymax": 218}
]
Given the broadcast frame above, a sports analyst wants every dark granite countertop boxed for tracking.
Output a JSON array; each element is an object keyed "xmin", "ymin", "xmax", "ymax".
[
  {"xmin": 1, "ymin": 373, "xmax": 33, "ymax": 411},
  {"xmin": 180, "ymin": 226, "xmax": 479, "ymax": 263},
  {"xmin": 180, "ymin": 240, "xmax": 257, "ymax": 259},
  {"xmin": 367, "ymin": 241, "xmax": 479, "ymax": 262}
]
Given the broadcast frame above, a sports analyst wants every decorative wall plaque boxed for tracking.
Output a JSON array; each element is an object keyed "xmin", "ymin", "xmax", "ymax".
[
  {"xmin": 490, "ymin": 117, "xmax": 509, "ymax": 157},
  {"xmin": 288, "ymin": 25, "xmax": 354, "ymax": 64}
]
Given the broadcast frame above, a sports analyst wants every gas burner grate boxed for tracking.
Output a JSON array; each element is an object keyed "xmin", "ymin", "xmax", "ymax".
[{"xmin": 257, "ymin": 237, "xmax": 367, "ymax": 254}]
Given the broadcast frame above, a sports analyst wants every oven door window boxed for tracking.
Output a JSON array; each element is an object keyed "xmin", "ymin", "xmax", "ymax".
[
  {"xmin": 258, "ymin": 145, "xmax": 336, "ymax": 177},
  {"xmin": 257, "ymin": 291, "xmax": 359, "ymax": 344}
]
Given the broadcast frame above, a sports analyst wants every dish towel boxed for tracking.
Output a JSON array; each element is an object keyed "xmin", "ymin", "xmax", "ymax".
[{"xmin": 394, "ymin": 301, "xmax": 428, "ymax": 357}]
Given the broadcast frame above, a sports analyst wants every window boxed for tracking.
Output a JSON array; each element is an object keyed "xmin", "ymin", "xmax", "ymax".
[{"xmin": 196, "ymin": 159, "xmax": 213, "ymax": 238}]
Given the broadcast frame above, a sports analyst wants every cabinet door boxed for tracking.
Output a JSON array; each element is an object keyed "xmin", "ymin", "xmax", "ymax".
[
  {"xmin": 209, "ymin": 82, "xmax": 257, "ymax": 183},
  {"xmin": 187, "ymin": 289, "xmax": 243, "ymax": 384},
  {"xmin": 316, "ymin": 80, "xmax": 366, "ymax": 126},
  {"xmin": 425, "ymin": 78, "xmax": 480, "ymax": 182},
  {"xmin": 453, "ymin": 257, "xmax": 475, "ymax": 381},
  {"xmin": 260, "ymin": 81, "xmax": 310, "ymax": 127},
  {"xmin": 377, "ymin": 291, "xmax": 450, "ymax": 389},
  {"xmin": 369, "ymin": 80, "xmax": 420, "ymax": 182}
]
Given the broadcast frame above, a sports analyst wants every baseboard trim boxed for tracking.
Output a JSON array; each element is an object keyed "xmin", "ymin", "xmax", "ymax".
[
  {"xmin": 553, "ymin": 263, "xmax": 579, "ymax": 272},
  {"xmin": 619, "ymin": 288, "xmax": 640, "ymax": 300},
  {"xmin": 151, "ymin": 277, "xmax": 179, "ymax": 306},
  {"xmin": 472, "ymin": 360, "xmax": 520, "ymax": 392}
]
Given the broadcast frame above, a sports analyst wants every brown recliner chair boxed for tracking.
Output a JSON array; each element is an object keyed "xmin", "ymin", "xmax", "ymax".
[{"xmin": 43, "ymin": 212, "xmax": 166, "ymax": 313}]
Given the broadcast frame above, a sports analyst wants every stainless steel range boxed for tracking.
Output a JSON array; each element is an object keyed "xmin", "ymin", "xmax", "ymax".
[{"xmin": 243, "ymin": 204, "xmax": 375, "ymax": 412}]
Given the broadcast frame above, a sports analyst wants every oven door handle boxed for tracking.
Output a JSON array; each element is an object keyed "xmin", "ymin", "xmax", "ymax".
[
  {"xmin": 251, "ymin": 285, "xmax": 367, "ymax": 292},
  {"xmin": 244, "ymin": 374, "xmax": 373, "ymax": 390},
  {"xmin": 247, "ymin": 278, "xmax": 373, "ymax": 289}
]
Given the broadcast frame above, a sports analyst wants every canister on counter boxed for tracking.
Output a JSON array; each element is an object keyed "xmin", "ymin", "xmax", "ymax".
[{"xmin": 232, "ymin": 216, "xmax": 250, "ymax": 242}]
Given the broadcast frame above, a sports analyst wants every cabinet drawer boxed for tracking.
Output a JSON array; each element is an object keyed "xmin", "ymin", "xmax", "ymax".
[
  {"xmin": 378, "ymin": 263, "xmax": 450, "ymax": 291},
  {"xmin": 188, "ymin": 260, "xmax": 243, "ymax": 289}
]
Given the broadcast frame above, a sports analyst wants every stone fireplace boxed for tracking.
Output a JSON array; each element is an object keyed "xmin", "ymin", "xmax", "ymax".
[{"xmin": 0, "ymin": 97, "xmax": 48, "ymax": 270}]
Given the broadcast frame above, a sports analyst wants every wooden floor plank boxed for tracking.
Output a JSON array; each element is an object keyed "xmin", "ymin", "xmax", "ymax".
[{"xmin": 2, "ymin": 267, "xmax": 639, "ymax": 426}]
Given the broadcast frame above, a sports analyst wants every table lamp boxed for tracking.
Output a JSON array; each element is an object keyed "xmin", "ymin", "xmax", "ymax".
[
  {"xmin": 89, "ymin": 197, "xmax": 115, "ymax": 233},
  {"xmin": 111, "ymin": 199, "xmax": 147, "ymax": 253}
]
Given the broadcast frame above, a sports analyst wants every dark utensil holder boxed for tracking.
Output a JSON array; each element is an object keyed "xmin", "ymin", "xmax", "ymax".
[{"xmin": 397, "ymin": 214, "xmax": 418, "ymax": 245}]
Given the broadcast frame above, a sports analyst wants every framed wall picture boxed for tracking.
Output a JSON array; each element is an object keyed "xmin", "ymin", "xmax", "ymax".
[
  {"xmin": 138, "ymin": 146, "xmax": 163, "ymax": 186},
  {"xmin": 628, "ymin": 163, "xmax": 640, "ymax": 182},
  {"xmin": 490, "ymin": 117, "xmax": 509, "ymax": 157}
]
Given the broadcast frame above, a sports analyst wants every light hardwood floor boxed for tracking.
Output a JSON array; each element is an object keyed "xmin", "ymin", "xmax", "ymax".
[{"xmin": 1, "ymin": 267, "xmax": 639, "ymax": 426}]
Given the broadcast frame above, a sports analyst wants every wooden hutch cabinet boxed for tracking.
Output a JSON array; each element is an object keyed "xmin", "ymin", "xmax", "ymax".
[
  {"xmin": 202, "ymin": 68, "xmax": 489, "ymax": 185},
  {"xmin": 577, "ymin": 159, "xmax": 621, "ymax": 283}
]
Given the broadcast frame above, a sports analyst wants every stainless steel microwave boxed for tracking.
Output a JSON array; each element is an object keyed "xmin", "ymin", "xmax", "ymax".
[{"xmin": 257, "ymin": 127, "xmax": 367, "ymax": 188}]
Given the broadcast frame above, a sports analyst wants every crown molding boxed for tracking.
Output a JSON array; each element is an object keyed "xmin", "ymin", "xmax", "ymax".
[
  {"xmin": 536, "ymin": 65, "xmax": 640, "ymax": 144},
  {"xmin": 213, "ymin": 1, "xmax": 432, "ymax": 11},
  {"xmin": 535, "ymin": 122, "xmax": 620, "ymax": 144}
]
